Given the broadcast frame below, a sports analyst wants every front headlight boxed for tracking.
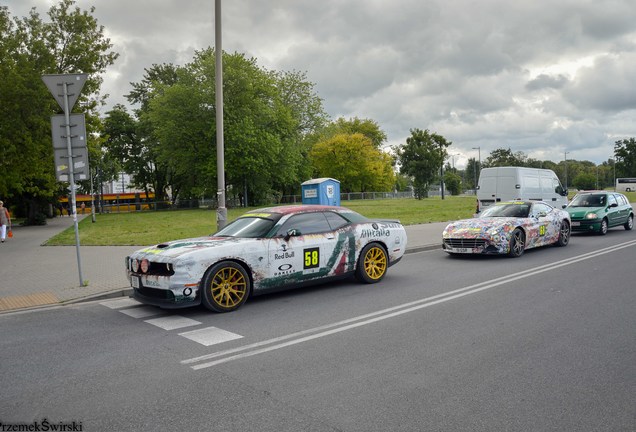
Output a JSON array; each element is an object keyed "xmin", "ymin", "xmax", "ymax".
[{"xmin": 585, "ymin": 213, "xmax": 598, "ymax": 220}]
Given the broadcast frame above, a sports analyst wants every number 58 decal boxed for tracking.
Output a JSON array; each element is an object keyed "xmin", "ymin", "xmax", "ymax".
[
  {"xmin": 539, "ymin": 225, "xmax": 546, "ymax": 236},
  {"xmin": 304, "ymin": 247, "xmax": 320, "ymax": 269}
]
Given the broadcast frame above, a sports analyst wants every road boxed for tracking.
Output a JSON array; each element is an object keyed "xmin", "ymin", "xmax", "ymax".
[{"xmin": 1, "ymin": 229, "xmax": 635, "ymax": 431}]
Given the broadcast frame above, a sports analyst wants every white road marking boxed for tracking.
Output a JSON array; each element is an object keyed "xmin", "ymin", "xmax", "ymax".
[
  {"xmin": 145, "ymin": 316, "xmax": 201, "ymax": 331},
  {"xmin": 179, "ymin": 327, "xmax": 243, "ymax": 346},
  {"xmin": 119, "ymin": 306, "xmax": 164, "ymax": 319},
  {"xmin": 184, "ymin": 238, "xmax": 636, "ymax": 370},
  {"xmin": 100, "ymin": 298, "xmax": 141, "ymax": 309}
]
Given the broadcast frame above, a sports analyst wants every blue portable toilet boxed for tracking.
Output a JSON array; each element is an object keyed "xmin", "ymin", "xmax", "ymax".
[{"xmin": 301, "ymin": 178, "xmax": 340, "ymax": 206}]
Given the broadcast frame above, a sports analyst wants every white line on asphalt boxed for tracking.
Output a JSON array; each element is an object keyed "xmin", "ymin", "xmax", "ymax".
[
  {"xmin": 145, "ymin": 315, "xmax": 202, "ymax": 331},
  {"xmin": 119, "ymin": 306, "xmax": 164, "ymax": 319},
  {"xmin": 179, "ymin": 327, "xmax": 243, "ymax": 346},
  {"xmin": 100, "ymin": 298, "xmax": 141, "ymax": 309},
  {"xmin": 184, "ymin": 238, "xmax": 636, "ymax": 370}
]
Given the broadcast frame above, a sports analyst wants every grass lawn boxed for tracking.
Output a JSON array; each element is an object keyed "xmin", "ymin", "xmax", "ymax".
[
  {"xmin": 45, "ymin": 196, "xmax": 477, "ymax": 246},
  {"xmin": 41, "ymin": 191, "xmax": 636, "ymax": 246}
]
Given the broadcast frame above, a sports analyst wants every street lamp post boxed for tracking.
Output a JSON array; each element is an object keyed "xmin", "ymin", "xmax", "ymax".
[
  {"xmin": 472, "ymin": 146, "xmax": 481, "ymax": 192},
  {"xmin": 564, "ymin": 151, "xmax": 570, "ymax": 190}
]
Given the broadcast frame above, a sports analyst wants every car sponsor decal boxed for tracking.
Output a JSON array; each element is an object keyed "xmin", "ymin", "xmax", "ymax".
[{"xmin": 303, "ymin": 247, "xmax": 320, "ymax": 273}]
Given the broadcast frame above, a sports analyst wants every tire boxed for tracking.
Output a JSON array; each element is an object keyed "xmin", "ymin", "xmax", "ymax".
[
  {"xmin": 355, "ymin": 243, "xmax": 388, "ymax": 283},
  {"xmin": 508, "ymin": 228, "xmax": 525, "ymax": 258},
  {"xmin": 625, "ymin": 214, "xmax": 634, "ymax": 231},
  {"xmin": 599, "ymin": 218, "xmax": 608, "ymax": 236},
  {"xmin": 201, "ymin": 261, "xmax": 251, "ymax": 313},
  {"xmin": 555, "ymin": 220, "xmax": 570, "ymax": 247}
]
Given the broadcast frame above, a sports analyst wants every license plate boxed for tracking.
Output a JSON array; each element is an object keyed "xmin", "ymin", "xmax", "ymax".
[
  {"xmin": 572, "ymin": 221, "xmax": 580, "ymax": 227},
  {"xmin": 451, "ymin": 247, "xmax": 470, "ymax": 253},
  {"xmin": 131, "ymin": 275, "xmax": 140, "ymax": 288}
]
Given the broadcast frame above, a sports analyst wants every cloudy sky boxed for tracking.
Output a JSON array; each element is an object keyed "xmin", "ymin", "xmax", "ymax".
[{"xmin": 5, "ymin": 0, "xmax": 636, "ymax": 168}]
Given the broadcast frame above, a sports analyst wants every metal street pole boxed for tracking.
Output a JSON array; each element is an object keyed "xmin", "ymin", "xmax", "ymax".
[
  {"xmin": 472, "ymin": 146, "xmax": 480, "ymax": 190},
  {"xmin": 215, "ymin": 0, "xmax": 227, "ymax": 229},
  {"xmin": 62, "ymin": 82, "xmax": 85, "ymax": 286},
  {"xmin": 564, "ymin": 151, "xmax": 570, "ymax": 190}
]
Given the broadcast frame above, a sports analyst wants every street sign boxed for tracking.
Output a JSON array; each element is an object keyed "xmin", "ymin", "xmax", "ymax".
[
  {"xmin": 54, "ymin": 147, "xmax": 89, "ymax": 182},
  {"xmin": 42, "ymin": 74, "xmax": 88, "ymax": 112},
  {"xmin": 50, "ymin": 114, "xmax": 87, "ymax": 149}
]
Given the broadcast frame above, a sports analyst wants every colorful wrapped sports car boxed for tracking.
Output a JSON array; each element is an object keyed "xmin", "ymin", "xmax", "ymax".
[
  {"xmin": 442, "ymin": 201, "xmax": 571, "ymax": 257},
  {"xmin": 125, "ymin": 205, "xmax": 407, "ymax": 312}
]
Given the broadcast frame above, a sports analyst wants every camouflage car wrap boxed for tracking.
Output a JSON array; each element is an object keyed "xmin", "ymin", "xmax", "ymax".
[{"xmin": 125, "ymin": 205, "xmax": 407, "ymax": 309}]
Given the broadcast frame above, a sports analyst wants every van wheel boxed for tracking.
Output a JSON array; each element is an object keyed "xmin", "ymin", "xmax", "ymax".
[
  {"xmin": 508, "ymin": 229, "xmax": 525, "ymax": 258},
  {"xmin": 555, "ymin": 220, "xmax": 570, "ymax": 247},
  {"xmin": 625, "ymin": 214, "xmax": 634, "ymax": 231},
  {"xmin": 599, "ymin": 218, "xmax": 608, "ymax": 236}
]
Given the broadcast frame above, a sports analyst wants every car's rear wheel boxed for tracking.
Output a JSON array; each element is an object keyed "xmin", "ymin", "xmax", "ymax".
[
  {"xmin": 599, "ymin": 218, "xmax": 609, "ymax": 235},
  {"xmin": 201, "ymin": 261, "xmax": 251, "ymax": 312},
  {"xmin": 624, "ymin": 214, "xmax": 634, "ymax": 231},
  {"xmin": 556, "ymin": 220, "xmax": 570, "ymax": 247},
  {"xmin": 508, "ymin": 228, "xmax": 525, "ymax": 257},
  {"xmin": 355, "ymin": 243, "xmax": 388, "ymax": 283}
]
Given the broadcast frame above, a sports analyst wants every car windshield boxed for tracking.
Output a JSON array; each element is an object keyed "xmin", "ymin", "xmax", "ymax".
[
  {"xmin": 569, "ymin": 194, "xmax": 606, "ymax": 207},
  {"xmin": 480, "ymin": 203, "xmax": 530, "ymax": 218},
  {"xmin": 213, "ymin": 215, "xmax": 280, "ymax": 238}
]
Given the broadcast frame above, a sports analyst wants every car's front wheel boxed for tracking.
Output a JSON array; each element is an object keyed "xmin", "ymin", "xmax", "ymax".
[
  {"xmin": 508, "ymin": 228, "xmax": 525, "ymax": 257},
  {"xmin": 355, "ymin": 243, "xmax": 388, "ymax": 283},
  {"xmin": 201, "ymin": 261, "xmax": 251, "ymax": 312},
  {"xmin": 555, "ymin": 220, "xmax": 570, "ymax": 247},
  {"xmin": 599, "ymin": 218, "xmax": 609, "ymax": 235},
  {"xmin": 624, "ymin": 214, "xmax": 634, "ymax": 231}
]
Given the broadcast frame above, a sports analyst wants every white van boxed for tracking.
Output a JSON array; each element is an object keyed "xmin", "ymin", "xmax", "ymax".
[{"xmin": 476, "ymin": 167, "xmax": 568, "ymax": 212}]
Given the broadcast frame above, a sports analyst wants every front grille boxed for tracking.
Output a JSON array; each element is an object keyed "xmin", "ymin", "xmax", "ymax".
[{"xmin": 444, "ymin": 238, "xmax": 488, "ymax": 249}]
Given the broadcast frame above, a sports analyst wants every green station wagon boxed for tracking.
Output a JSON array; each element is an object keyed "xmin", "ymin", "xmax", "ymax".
[{"xmin": 566, "ymin": 191, "xmax": 634, "ymax": 235}]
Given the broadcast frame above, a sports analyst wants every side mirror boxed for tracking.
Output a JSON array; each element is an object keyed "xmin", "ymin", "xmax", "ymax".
[
  {"xmin": 609, "ymin": 203, "xmax": 618, "ymax": 208},
  {"xmin": 284, "ymin": 228, "xmax": 299, "ymax": 241}
]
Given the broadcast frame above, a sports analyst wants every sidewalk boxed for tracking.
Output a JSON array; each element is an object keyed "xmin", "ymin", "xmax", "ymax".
[{"xmin": 0, "ymin": 216, "xmax": 444, "ymax": 313}]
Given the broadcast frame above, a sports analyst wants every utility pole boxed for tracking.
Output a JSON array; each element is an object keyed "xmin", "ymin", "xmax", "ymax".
[{"xmin": 215, "ymin": 0, "xmax": 227, "ymax": 229}]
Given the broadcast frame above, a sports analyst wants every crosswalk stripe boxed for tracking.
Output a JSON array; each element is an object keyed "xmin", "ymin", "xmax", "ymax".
[
  {"xmin": 100, "ymin": 298, "xmax": 141, "ymax": 309},
  {"xmin": 179, "ymin": 326, "xmax": 243, "ymax": 346},
  {"xmin": 119, "ymin": 306, "xmax": 164, "ymax": 319},
  {"xmin": 145, "ymin": 316, "xmax": 201, "ymax": 330}
]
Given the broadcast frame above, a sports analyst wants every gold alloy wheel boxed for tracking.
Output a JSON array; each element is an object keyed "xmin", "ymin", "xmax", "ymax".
[
  {"xmin": 363, "ymin": 246, "xmax": 387, "ymax": 280},
  {"xmin": 210, "ymin": 266, "xmax": 247, "ymax": 308}
]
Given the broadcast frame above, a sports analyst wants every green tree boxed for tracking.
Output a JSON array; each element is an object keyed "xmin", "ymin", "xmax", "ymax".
[
  {"xmin": 614, "ymin": 138, "xmax": 636, "ymax": 177},
  {"xmin": 572, "ymin": 172, "xmax": 596, "ymax": 191},
  {"xmin": 312, "ymin": 117, "xmax": 388, "ymax": 149},
  {"xmin": 483, "ymin": 148, "xmax": 527, "ymax": 167},
  {"xmin": 310, "ymin": 133, "xmax": 395, "ymax": 192},
  {"xmin": 0, "ymin": 1, "xmax": 117, "ymax": 223},
  {"xmin": 122, "ymin": 49, "xmax": 325, "ymax": 205},
  {"xmin": 444, "ymin": 171, "xmax": 462, "ymax": 195},
  {"xmin": 395, "ymin": 128, "xmax": 451, "ymax": 199}
]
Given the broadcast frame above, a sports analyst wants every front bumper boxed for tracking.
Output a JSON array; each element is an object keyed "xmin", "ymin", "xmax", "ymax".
[
  {"xmin": 127, "ymin": 271, "xmax": 201, "ymax": 309},
  {"xmin": 442, "ymin": 238, "xmax": 502, "ymax": 255},
  {"xmin": 131, "ymin": 286, "xmax": 201, "ymax": 309},
  {"xmin": 570, "ymin": 220, "xmax": 600, "ymax": 232}
]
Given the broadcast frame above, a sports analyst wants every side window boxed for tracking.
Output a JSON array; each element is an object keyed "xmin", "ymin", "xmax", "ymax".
[
  {"xmin": 275, "ymin": 212, "xmax": 332, "ymax": 237},
  {"xmin": 616, "ymin": 194, "xmax": 627, "ymax": 206},
  {"xmin": 532, "ymin": 203, "xmax": 551, "ymax": 217},
  {"xmin": 324, "ymin": 212, "xmax": 349, "ymax": 230},
  {"xmin": 608, "ymin": 194, "xmax": 617, "ymax": 207}
]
